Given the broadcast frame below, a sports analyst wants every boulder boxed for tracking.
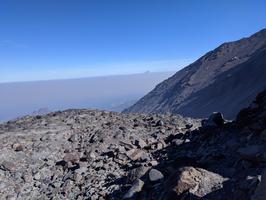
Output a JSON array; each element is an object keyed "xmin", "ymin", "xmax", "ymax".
[
  {"xmin": 149, "ymin": 169, "xmax": 164, "ymax": 182},
  {"xmin": 68, "ymin": 134, "xmax": 79, "ymax": 142},
  {"xmin": 169, "ymin": 167, "xmax": 227, "ymax": 198},
  {"xmin": 12, "ymin": 143, "xmax": 23, "ymax": 151},
  {"xmin": 134, "ymin": 138, "xmax": 147, "ymax": 149},
  {"xmin": 126, "ymin": 149, "xmax": 144, "ymax": 161},
  {"xmin": 63, "ymin": 152, "xmax": 80, "ymax": 164},
  {"xmin": 202, "ymin": 112, "xmax": 225, "ymax": 127},
  {"xmin": 120, "ymin": 141, "xmax": 136, "ymax": 150},
  {"xmin": 123, "ymin": 179, "xmax": 144, "ymax": 199},
  {"xmin": 156, "ymin": 120, "xmax": 164, "ymax": 127},
  {"xmin": 149, "ymin": 160, "xmax": 158, "ymax": 167},
  {"xmin": 0, "ymin": 161, "xmax": 17, "ymax": 172},
  {"xmin": 128, "ymin": 166, "xmax": 149, "ymax": 183},
  {"xmin": 172, "ymin": 139, "xmax": 184, "ymax": 146}
]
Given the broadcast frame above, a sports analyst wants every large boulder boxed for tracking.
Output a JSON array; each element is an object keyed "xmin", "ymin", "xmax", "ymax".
[
  {"xmin": 165, "ymin": 167, "xmax": 227, "ymax": 199},
  {"xmin": 123, "ymin": 179, "xmax": 145, "ymax": 199},
  {"xmin": 202, "ymin": 112, "xmax": 225, "ymax": 128},
  {"xmin": 128, "ymin": 166, "xmax": 149, "ymax": 183}
]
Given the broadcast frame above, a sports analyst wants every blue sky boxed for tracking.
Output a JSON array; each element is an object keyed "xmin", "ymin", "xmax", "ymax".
[{"xmin": 0, "ymin": 0, "xmax": 266, "ymax": 82}]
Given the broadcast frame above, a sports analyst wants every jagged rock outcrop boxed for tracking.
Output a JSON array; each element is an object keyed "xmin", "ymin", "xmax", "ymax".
[
  {"xmin": 124, "ymin": 29, "xmax": 266, "ymax": 119},
  {"xmin": 120, "ymin": 90, "xmax": 266, "ymax": 200}
]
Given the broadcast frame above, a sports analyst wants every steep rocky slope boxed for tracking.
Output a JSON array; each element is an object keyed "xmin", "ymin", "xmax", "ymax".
[
  {"xmin": 0, "ymin": 90, "xmax": 266, "ymax": 200},
  {"xmin": 124, "ymin": 29, "xmax": 266, "ymax": 119},
  {"xmin": 124, "ymin": 90, "xmax": 266, "ymax": 200}
]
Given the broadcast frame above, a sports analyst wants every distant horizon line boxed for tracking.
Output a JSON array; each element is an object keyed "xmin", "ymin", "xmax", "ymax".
[{"xmin": 0, "ymin": 70, "xmax": 176, "ymax": 84}]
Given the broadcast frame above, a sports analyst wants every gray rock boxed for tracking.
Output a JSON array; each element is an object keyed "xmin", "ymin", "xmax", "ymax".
[
  {"xmin": 34, "ymin": 172, "xmax": 41, "ymax": 180},
  {"xmin": 202, "ymin": 112, "xmax": 225, "ymax": 127},
  {"xmin": 172, "ymin": 139, "xmax": 184, "ymax": 146},
  {"xmin": 88, "ymin": 151, "xmax": 96, "ymax": 160},
  {"xmin": 126, "ymin": 149, "xmax": 144, "ymax": 161},
  {"xmin": 75, "ymin": 167, "xmax": 88, "ymax": 174},
  {"xmin": 135, "ymin": 138, "xmax": 147, "ymax": 149},
  {"xmin": 12, "ymin": 143, "xmax": 23, "ymax": 151},
  {"xmin": 123, "ymin": 179, "xmax": 144, "ymax": 199},
  {"xmin": 149, "ymin": 160, "xmax": 158, "ymax": 167},
  {"xmin": 68, "ymin": 134, "xmax": 79, "ymax": 142},
  {"xmin": 64, "ymin": 152, "xmax": 80, "ymax": 164},
  {"xmin": 169, "ymin": 167, "xmax": 227, "ymax": 198},
  {"xmin": 120, "ymin": 141, "xmax": 136, "ymax": 151},
  {"xmin": 0, "ymin": 161, "xmax": 16, "ymax": 172},
  {"xmin": 156, "ymin": 120, "xmax": 164, "ymax": 127},
  {"xmin": 149, "ymin": 169, "xmax": 164, "ymax": 182},
  {"xmin": 0, "ymin": 91, "xmax": 265, "ymax": 200},
  {"xmin": 128, "ymin": 166, "xmax": 149, "ymax": 183}
]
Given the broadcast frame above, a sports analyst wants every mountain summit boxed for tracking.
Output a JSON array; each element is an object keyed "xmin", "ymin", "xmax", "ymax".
[{"xmin": 124, "ymin": 29, "xmax": 266, "ymax": 119}]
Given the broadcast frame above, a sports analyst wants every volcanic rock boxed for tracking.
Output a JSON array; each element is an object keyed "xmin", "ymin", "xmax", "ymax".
[
  {"xmin": 0, "ymin": 89, "xmax": 266, "ymax": 200},
  {"xmin": 123, "ymin": 179, "xmax": 144, "ymax": 199},
  {"xmin": 148, "ymin": 169, "xmax": 164, "ymax": 182},
  {"xmin": 170, "ymin": 167, "xmax": 227, "ymax": 198}
]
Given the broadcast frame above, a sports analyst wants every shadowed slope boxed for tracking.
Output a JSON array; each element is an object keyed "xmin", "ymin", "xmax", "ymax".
[{"xmin": 124, "ymin": 29, "xmax": 266, "ymax": 118}]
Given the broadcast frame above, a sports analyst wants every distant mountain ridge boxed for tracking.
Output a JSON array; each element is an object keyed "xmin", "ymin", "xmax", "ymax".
[{"xmin": 124, "ymin": 29, "xmax": 266, "ymax": 119}]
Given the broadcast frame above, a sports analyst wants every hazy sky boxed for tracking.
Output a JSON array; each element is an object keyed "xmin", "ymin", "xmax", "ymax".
[
  {"xmin": 1, "ymin": 0, "xmax": 266, "ymax": 82},
  {"xmin": 0, "ymin": 72, "xmax": 174, "ymax": 121}
]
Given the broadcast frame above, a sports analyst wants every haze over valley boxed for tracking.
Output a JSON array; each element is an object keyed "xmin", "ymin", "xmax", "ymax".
[{"xmin": 0, "ymin": 71, "xmax": 173, "ymax": 121}]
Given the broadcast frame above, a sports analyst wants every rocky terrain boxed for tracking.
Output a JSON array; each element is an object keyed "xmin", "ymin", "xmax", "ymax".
[
  {"xmin": 0, "ymin": 90, "xmax": 266, "ymax": 200},
  {"xmin": 124, "ymin": 29, "xmax": 266, "ymax": 119},
  {"xmin": 127, "ymin": 90, "xmax": 266, "ymax": 200},
  {"xmin": 0, "ymin": 107, "xmax": 199, "ymax": 200}
]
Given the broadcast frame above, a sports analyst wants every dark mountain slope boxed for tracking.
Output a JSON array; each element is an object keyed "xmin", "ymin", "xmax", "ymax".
[
  {"xmin": 176, "ymin": 45, "xmax": 266, "ymax": 118},
  {"xmin": 124, "ymin": 29, "xmax": 266, "ymax": 118}
]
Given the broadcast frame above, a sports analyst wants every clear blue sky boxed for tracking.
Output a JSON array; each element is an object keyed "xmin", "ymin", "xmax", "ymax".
[{"xmin": 0, "ymin": 0, "xmax": 266, "ymax": 82}]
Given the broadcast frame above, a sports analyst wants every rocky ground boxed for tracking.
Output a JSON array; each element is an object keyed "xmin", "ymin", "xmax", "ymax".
[
  {"xmin": 0, "ymin": 90, "xmax": 266, "ymax": 200},
  {"xmin": 0, "ymin": 107, "xmax": 199, "ymax": 200}
]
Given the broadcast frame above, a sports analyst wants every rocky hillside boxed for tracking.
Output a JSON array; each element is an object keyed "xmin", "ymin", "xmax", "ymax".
[
  {"xmin": 0, "ymin": 90, "xmax": 266, "ymax": 200},
  {"xmin": 0, "ymin": 109, "xmax": 199, "ymax": 200},
  {"xmin": 124, "ymin": 29, "xmax": 266, "ymax": 119}
]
